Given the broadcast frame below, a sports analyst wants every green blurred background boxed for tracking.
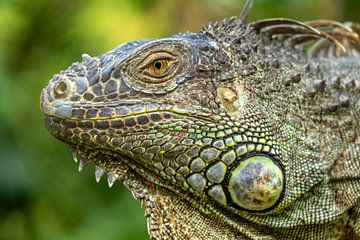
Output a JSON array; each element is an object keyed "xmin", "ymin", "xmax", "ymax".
[{"xmin": 0, "ymin": 0, "xmax": 359, "ymax": 239}]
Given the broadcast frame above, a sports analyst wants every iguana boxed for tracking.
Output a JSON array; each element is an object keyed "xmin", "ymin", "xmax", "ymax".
[{"xmin": 40, "ymin": 0, "xmax": 360, "ymax": 239}]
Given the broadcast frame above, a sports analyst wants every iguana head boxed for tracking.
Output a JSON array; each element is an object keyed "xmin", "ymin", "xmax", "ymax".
[{"xmin": 40, "ymin": 0, "xmax": 360, "ymax": 238}]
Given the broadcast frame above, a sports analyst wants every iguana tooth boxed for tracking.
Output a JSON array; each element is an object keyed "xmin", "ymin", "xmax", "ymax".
[
  {"xmin": 107, "ymin": 172, "xmax": 116, "ymax": 188},
  {"xmin": 71, "ymin": 149, "xmax": 78, "ymax": 163},
  {"xmin": 95, "ymin": 166, "xmax": 105, "ymax": 182},
  {"xmin": 146, "ymin": 218, "xmax": 151, "ymax": 236},
  {"xmin": 81, "ymin": 53, "xmax": 92, "ymax": 62},
  {"xmin": 140, "ymin": 198, "xmax": 145, "ymax": 208},
  {"xmin": 130, "ymin": 189, "xmax": 138, "ymax": 200},
  {"xmin": 78, "ymin": 157, "xmax": 91, "ymax": 172}
]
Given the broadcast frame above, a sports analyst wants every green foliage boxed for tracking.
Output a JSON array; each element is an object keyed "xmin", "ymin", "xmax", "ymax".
[{"xmin": 0, "ymin": 0, "xmax": 358, "ymax": 239}]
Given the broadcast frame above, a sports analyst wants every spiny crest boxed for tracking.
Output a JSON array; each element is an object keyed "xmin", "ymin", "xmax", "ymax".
[
  {"xmin": 202, "ymin": 0, "xmax": 253, "ymax": 32},
  {"xmin": 251, "ymin": 19, "xmax": 360, "ymax": 58},
  {"xmin": 201, "ymin": 1, "xmax": 252, "ymax": 44},
  {"xmin": 203, "ymin": 0, "xmax": 360, "ymax": 58}
]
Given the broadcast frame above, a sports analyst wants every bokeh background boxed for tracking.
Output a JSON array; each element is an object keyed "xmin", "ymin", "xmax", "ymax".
[{"xmin": 0, "ymin": 0, "xmax": 359, "ymax": 239}]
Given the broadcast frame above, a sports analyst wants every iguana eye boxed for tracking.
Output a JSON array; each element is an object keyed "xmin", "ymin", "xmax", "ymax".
[
  {"xmin": 138, "ymin": 52, "xmax": 178, "ymax": 83},
  {"xmin": 147, "ymin": 59, "xmax": 170, "ymax": 74}
]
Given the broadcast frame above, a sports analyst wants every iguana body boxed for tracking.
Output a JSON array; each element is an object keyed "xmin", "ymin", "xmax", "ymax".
[{"xmin": 40, "ymin": 1, "xmax": 360, "ymax": 239}]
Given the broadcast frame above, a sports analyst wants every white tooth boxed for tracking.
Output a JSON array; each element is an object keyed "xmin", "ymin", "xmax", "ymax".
[
  {"xmin": 95, "ymin": 166, "xmax": 105, "ymax": 182},
  {"xmin": 78, "ymin": 159, "xmax": 85, "ymax": 171},
  {"xmin": 107, "ymin": 173, "xmax": 117, "ymax": 187},
  {"xmin": 82, "ymin": 53, "xmax": 92, "ymax": 62},
  {"xmin": 131, "ymin": 190, "xmax": 137, "ymax": 200},
  {"xmin": 72, "ymin": 151, "xmax": 78, "ymax": 163},
  {"xmin": 146, "ymin": 219, "xmax": 151, "ymax": 235},
  {"xmin": 78, "ymin": 158, "xmax": 90, "ymax": 172}
]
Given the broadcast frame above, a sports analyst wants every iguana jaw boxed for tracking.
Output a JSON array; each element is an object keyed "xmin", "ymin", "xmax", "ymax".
[
  {"xmin": 43, "ymin": 113, "xmax": 185, "ymax": 200},
  {"xmin": 66, "ymin": 142, "xmax": 260, "ymax": 239},
  {"xmin": 43, "ymin": 114, "xmax": 252, "ymax": 239}
]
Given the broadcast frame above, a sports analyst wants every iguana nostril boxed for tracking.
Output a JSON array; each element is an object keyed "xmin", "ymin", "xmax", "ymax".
[{"xmin": 53, "ymin": 80, "xmax": 69, "ymax": 98}]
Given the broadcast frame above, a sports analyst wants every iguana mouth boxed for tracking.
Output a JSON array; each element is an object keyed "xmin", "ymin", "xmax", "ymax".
[
  {"xmin": 68, "ymin": 139, "xmax": 196, "ymax": 204},
  {"xmin": 70, "ymin": 144, "xmax": 137, "ymax": 188},
  {"xmin": 41, "ymin": 86, "xmax": 216, "ymax": 124},
  {"xmin": 42, "ymin": 104, "xmax": 214, "ymax": 123},
  {"xmin": 69, "ymin": 143, "xmax": 157, "ymax": 205}
]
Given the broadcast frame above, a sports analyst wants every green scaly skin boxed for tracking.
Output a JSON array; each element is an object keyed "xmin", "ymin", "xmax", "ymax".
[{"xmin": 40, "ymin": 1, "xmax": 360, "ymax": 239}]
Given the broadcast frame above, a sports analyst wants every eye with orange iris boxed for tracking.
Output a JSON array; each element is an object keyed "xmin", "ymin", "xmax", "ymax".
[
  {"xmin": 148, "ymin": 59, "xmax": 170, "ymax": 74},
  {"xmin": 138, "ymin": 52, "xmax": 179, "ymax": 83}
]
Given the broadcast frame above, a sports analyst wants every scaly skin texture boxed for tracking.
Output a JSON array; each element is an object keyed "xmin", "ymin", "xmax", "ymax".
[{"xmin": 40, "ymin": 1, "xmax": 360, "ymax": 239}]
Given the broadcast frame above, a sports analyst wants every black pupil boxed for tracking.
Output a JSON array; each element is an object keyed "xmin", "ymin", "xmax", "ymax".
[{"xmin": 154, "ymin": 61, "xmax": 162, "ymax": 70}]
